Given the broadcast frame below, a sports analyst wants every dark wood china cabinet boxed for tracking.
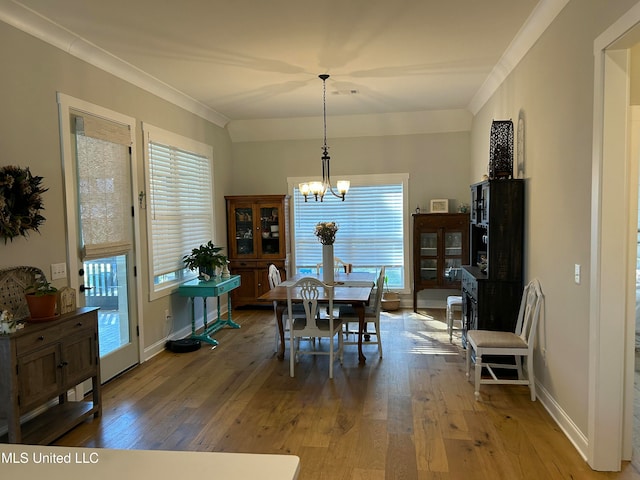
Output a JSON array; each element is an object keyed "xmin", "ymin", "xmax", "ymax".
[
  {"xmin": 412, "ymin": 213, "xmax": 469, "ymax": 312},
  {"xmin": 462, "ymin": 179, "xmax": 524, "ymax": 346}
]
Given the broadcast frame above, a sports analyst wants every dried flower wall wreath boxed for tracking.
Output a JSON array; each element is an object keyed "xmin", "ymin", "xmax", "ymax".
[{"xmin": 0, "ymin": 165, "xmax": 48, "ymax": 243}]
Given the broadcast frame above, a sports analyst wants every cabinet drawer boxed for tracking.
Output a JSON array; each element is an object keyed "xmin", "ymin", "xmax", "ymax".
[
  {"xmin": 16, "ymin": 325, "xmax": 64, "ymax": 354},
  {"xmin": 16, "ymin": 316, "xmax": 95, "ymax": 355}
]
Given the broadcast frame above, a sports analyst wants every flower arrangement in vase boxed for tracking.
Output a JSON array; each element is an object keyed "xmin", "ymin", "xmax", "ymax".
[
  {"xmin": 314, "ymin": 221, "xmax": 338, "ymax": 245},
  {"xmin": 315, "ymin": 222, "xmax": 338, "ymax": 284}
]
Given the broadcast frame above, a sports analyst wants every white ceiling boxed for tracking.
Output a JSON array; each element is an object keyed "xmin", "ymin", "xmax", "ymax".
[{"xmin": 2, "ymin": 0, "xmax": 563, "ymax": 128}]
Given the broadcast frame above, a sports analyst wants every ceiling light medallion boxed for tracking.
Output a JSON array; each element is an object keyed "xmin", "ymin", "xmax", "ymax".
[{"xmin": 299, "ymin": 74, "xmax": 350, "ymax": 202}]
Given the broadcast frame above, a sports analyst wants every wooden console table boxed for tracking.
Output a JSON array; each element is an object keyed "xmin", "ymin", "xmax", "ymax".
[
  {"xmin": 0, "ymin": 307, "xmax": 101, "ymax": 444},
  {"xmin": 178, "ymin": 275, "xmax": 241, "ymax": 346}
]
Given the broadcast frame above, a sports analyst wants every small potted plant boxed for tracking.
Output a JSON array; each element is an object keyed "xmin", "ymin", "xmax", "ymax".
[
  {"xmin": 182, "ymin": 241, "xmax": 228, "ymax": 280},
  {"xmin": 381, "ymin": 275, "xmax": 400, "ymax": 311},
  {"xmin": 24, "ymin": 274, "xmax": 58, "ymax": 319}
]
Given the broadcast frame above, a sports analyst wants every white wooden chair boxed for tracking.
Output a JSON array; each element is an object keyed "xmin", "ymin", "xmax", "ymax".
[
  {"xmin": 268, "ymin": 264, "xmax": 305, "ymax": 353},
  {"xmin": 287, "ymin": 277, "xmax": 343, "ymax": 379},
  {"xmin": 338, "ymin": 266, "xmax": 385, "ymax": 358},
  {"xmin": 315, "ymin": 257, "xmax": 350, "ymax": 275},
  {"xmin": 446, "ymin": 295, "xmax": 463, "ymax": 342},
  {"xmin": 466, "ymin": 278, "xmax": 544, "ymax": 401}
]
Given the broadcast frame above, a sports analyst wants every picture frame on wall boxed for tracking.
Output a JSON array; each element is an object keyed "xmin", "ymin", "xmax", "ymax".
[{"xmin": 430, "ymin": 199, "xmax": 449, "ymax": 213}]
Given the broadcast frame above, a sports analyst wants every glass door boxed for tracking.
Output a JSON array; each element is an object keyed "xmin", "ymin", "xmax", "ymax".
[
  {"xmin": 72, "ymin": 109, "xmax": 139, "ymax": 382},
  {"xmin": 258, "ymin": 203, "xmax": 284, "ymax": 258},
  {"xmin": 230, "ymin": 204, "xmax": 256, "ymax": 258},
  {"xmin": 419, "ymin": 231, "xmax": 438, "ymax": 283},
  {"xmin": 444, "ymin": 231, "xmax": 463, "ymax": 284}
]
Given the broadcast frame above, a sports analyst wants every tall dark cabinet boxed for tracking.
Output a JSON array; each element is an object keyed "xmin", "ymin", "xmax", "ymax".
[{"xmin": 462, "ymin": 179, "xmax": 524, "ymax": 345}]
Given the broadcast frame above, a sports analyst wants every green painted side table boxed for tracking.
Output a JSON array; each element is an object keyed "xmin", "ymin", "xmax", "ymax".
[{"xmin": 178, "ymin": 275, "xmax": 241, "ymax": 346}]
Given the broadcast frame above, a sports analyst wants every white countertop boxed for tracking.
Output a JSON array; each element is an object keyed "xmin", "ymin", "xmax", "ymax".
[{"xmin": 0, "ymin": 444, "xmax": 300, "ymax": 480}]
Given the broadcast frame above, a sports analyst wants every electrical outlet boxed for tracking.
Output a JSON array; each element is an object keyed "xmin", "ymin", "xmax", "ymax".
[
  {"xmin": 574, "ymin": 264, "xmax": 581, "ymax": 284},
  {"xmin": 51, "ymin": 262, "xmax": 67, "ymax": 280}
]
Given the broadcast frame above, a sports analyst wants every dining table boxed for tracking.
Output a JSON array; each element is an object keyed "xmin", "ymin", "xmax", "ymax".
[{"xmin": 257, "ymin": 272, "xmax": 376, "ymax": 364}]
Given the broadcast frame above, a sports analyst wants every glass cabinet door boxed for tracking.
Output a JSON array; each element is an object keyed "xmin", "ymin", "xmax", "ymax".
[
  {"xmin": 232, "ymin": 205, "xmax": 255, "ymax": 257},
  {"xmin": 259, "ymin": 205, "xmax": 281, "ymax": 257},
  {"xmin": 443, "ymin": 231, "xmax": 463, "ymax": 283},
  {"xmin": 480, "ymin": 183, "xmax": 490, "ymax": 224},
  {"xmin": 419, "ymin": 232, "xmax": 438, "ymax": 282}
]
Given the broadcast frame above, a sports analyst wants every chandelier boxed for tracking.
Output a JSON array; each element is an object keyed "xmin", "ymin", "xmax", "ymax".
[{"xmin": 299, "ymin": 74, "xmax": 350, "ymax": 202}]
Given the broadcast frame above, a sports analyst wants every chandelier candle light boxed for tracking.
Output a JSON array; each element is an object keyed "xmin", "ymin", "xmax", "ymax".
[{"xmin": 299, "ymin": 74, "xmax": 350, "ymax": 202}]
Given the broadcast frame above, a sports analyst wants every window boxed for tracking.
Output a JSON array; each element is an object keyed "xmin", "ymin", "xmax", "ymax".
[
  {"xmin": 289, "ymin": 174, "xmax": 409, "ymax": 291},
  {"xmin": 143, "ymin": 123, "xmax": 214, "ymax": 299}
]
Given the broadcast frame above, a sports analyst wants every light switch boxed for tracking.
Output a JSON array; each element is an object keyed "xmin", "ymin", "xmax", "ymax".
[
  {"xmin": 51, "ymin": 262, "xmax": 67, "ymax": 280},
  {"xmin": 574, "ymin": 264, "xmax": 581, "ymax": 284}
]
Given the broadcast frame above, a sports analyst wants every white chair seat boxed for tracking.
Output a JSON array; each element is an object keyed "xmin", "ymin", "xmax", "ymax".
[{"xmin": 466, "ymin": 330, "xmax": 527, "ymax": 349}]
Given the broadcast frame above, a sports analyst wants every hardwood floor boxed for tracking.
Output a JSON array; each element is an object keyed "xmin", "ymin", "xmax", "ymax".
[{"xmin": 55, "ymin": 307, "xmax": 640, "ymax": 479}]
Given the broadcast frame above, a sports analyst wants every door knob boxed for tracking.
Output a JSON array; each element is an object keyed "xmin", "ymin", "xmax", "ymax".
[{"xmin": 79, "ymin": 284, "xmax": 93, "ymax": 293}]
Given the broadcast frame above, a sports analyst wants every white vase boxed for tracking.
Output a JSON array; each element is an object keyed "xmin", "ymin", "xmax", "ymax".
[{"xmin": 322, "ymin": 244, "xmax": 334, "ymax": 284}]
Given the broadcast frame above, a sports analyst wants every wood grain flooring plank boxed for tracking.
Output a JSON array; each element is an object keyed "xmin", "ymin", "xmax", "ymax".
[{"xmin": 50, "ymin": 308, "xmax": 640, "ymax": 480}]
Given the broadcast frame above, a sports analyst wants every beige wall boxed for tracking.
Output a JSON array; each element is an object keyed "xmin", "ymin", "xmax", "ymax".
[
  {"xmin": 0, "ymin": 21, "xmax": 233, "ymax": 354},
  {"xmin": 5, "ymin": 0, "xmax": 640, "ymax": 460},
  {"xmin": 229, "ymin": 131, "xmax": 471, "ymax": 213},
  {"xmin": 471, "ymin": 0, "xmax": 639, "ymax": 437}
]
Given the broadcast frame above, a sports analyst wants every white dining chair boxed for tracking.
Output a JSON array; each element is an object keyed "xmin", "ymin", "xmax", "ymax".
[
  {"xmin": 466, "ymin": 278, "xmax": 544, "ymax": 401},
  {"xmin": 287, "ymin": 277, "xmax": 343, "ymax": 379},
  {"xmin": 315, "ymin": 257, "xmax": 350, "ymax": 275},
  {"xmin": 338, "ymin": 266, "xmax": 385, "ymax": 358}
]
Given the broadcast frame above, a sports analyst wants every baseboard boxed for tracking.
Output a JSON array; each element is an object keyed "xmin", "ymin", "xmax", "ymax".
[
  {"xmin": 142, "ymin": 307, "xmax": 224, "ymax": 362},
  {"xmin": 535, "ymin": 379, "xmax": 589, "ymax": 462}
]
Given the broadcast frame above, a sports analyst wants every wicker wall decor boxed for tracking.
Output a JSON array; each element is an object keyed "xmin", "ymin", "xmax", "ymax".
[
  {"xmin": 0, "ymin": 266, "xmax": 46, "ymax": 321},
  {"xmin": 488, "ymin": 120, "xmax": 514, "ymax": 179}
]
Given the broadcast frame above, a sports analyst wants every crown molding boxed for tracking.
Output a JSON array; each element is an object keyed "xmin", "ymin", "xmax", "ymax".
[
  {"xmin": 468, "ymin": 0, "xmax": 570, "ymax": 114},
  {"xmin": 0, "ymin": 0, "xmax": 229, "ymax": 127}
]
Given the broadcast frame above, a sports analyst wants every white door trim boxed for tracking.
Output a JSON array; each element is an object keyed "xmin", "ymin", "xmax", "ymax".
[{"xmin": 56, "ymin": 92, "xmax": 144, "ymax": 376}]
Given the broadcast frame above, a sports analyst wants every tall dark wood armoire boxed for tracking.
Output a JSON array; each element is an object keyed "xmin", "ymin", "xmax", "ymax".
[{"xmin": 462, "ymin": 179, "xmax": 524, "ymax": 346}]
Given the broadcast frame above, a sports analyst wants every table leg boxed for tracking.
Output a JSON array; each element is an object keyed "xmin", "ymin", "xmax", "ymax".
[
  {"xmin": 190, "ymin": 297, "xmax": 197, "ymax": 336},
  {"xmin": 276, "ymin": 303, "xmax": 286, "ymax": 360},
  {"xmin": 353, "ymin": 302, "xmax": 366, "ymax": 364},
  {"xmin": 190, "ymin": 297, "xmax": 218, "ymax": 346}
]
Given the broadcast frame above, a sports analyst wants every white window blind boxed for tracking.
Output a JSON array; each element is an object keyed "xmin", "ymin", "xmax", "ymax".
[
  {"xmin": 143, "ymin": 123, "xmax": 214, "ymax": 295},
  {"xmin": 291, "ymin": 176, "xmax": 407, "ymax": 289},
  {"xmin": 73, "ymin": 112, "xmax": 133, "ymax": 260}
]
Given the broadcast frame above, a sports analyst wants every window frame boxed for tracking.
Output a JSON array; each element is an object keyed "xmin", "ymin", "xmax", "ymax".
[
  {"xmin": 143, "ymin": 123, "xmax": 215, "ymax": 300},
  {"xmin": 287, "ymin": 173, "xmax": 410, "ymax": 292}
]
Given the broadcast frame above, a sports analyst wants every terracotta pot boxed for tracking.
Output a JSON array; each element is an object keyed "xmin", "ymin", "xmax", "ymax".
[{"xmin": 25, "ymin": 294, "xmax": 57, "ymax": 319}]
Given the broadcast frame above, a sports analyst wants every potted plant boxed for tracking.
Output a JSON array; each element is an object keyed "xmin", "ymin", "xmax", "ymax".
[
  {"xmin": 24, "ymin": 275, "xmax": 58, "ymax": 319},
  {"xmin": 381, "ymin": 275, "xmax": 400, "ymax": 311},
  {"xmin": 182, "ymin": 241, "xmax": 228, "ymax": 279}
]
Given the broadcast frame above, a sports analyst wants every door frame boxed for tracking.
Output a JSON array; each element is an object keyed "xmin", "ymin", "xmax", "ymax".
[
  {"xmin": 56, "ymin": 92, "xmax": 144, "ymax": 378},
  {"xmin": 590, "ymin": 2, "xmax": 640, "ymax": 470}
]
